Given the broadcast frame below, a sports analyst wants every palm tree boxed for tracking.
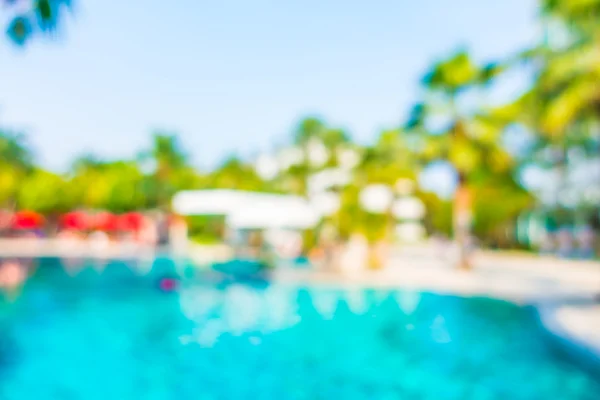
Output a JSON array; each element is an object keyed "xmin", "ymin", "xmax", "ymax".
[
  {"xmin": 278, "ymin": 163, "xmax": 311, "ymax": 195},
  {"xmin": 141, "ymin": 132, "xmax": 189, "ymax": 209},
  {"xmin": 497, "ymin": 1, "xmax": 600, "ymax": 225},
  {"xmin": 0, "ymin": 130, "xmax": 33, "ymax": 172},
  {"xmin": 533, "ymin": 0, "xmax": 600, "ymax": 136},
  {"xmin": 69, "ymin": 155, "xmax": 109, "ymax": 210},
  {"xmin": 99, "ymin": 162, "xmax": 146, "ymax": 213},
  {"xmin": 71, "ymin": 154, "xmax": 105, "ymax": 173},
  {"xmin": 69, "ymin": 156, "xmax": 147, "ymax": 212},
  {"xmin": 18, "ymin": 169, "xmax": 72, "ymax": 214},
  {"xmin": 503, "ymin": 0, "xmax": 600, "ymax": 156},
  {"xmin": 293, "ymin": 117, "xmax": 326, "ymax": 146},
  {"xmin": 205, "ymin": 156, "xmax": 266, "ymax": 191},
  {"xmin": 359, "ymin": 130, "xmax": 420, "ymax": 184},
  {"xmin": 280, "ymin": 117, "xmax": 357, "ymax": 262},
  {"xmin": 0, "ymin": 130, "xmax": 34, "ymax": 208},
  {"xmin": 406, "ymin": 51, "xmax": 514, "ymax": 269},
  {"xmin": 275, "ymin": 117, "xmax": 351, "ymax": 196},
  {"xmin": 5, "ymin": 0, "xmax": 72, "ymax": 46}
]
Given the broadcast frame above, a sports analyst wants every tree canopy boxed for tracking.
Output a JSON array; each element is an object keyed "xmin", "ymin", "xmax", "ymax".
[
  {"xmin": 4, "ymin": 0, "xmax": 71, "ymax": 46},
  {"xmin": 1, "ymin": 0, "xmax": 597, "ymax": 252}
]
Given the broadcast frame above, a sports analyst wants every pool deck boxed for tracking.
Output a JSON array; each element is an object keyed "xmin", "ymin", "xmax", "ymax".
[
  {"xmin": 273, "ymin": 250, "xmax": 600, "ymax": 371},
  {"xmin": 274, "ymin": 251, "xmax": 600, "ymax": 302},
  {"xmin": 536, "ymin": 301, "xmax": 600, "ymax": 374}
]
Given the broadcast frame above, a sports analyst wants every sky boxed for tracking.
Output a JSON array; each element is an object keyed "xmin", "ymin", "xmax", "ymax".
[{"xmin": 0, "ymin": 0, "xmax": 539, "ymax": 174}]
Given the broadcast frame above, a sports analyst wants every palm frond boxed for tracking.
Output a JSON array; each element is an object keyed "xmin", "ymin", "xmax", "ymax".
[
  {"xmin": 5, "ymin": 0, "xmax": 72, "ymax": 46},
  {"xmin": 405, "ymin": 103, "xmax": 426, "ymax": 130},
  {"xmin": 541, "ymin": 75, "xmax": 599, "ymax": 136}
]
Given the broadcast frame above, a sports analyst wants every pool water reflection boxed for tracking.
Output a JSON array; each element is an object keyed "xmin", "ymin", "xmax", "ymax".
[{"xmin": 0, "ymin": 258, "xmax": 599, "ymax": 399}]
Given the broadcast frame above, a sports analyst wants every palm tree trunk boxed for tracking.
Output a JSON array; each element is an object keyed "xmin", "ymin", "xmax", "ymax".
[
  {"xmin": 156, "ymin": 165, "xmax": 171, "ymax": 211},
  {"xmin": 454, "ymin": 172, "xmax": 473, "ymax": 270}
]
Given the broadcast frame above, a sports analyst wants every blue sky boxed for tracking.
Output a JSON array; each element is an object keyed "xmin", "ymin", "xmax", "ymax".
[{"xmin": 0, "ymin": 0, "xmax": 538, "ymax": 173}]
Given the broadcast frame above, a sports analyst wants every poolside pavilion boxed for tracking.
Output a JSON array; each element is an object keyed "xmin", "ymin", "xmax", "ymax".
[{"xmin": 171, "ymin": 189, "xmax": 321, "ymax": 257}]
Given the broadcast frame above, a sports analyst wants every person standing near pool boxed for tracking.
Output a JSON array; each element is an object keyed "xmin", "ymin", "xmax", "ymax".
[
  {"xmin": 339, "ymin": 234, "xmax": 369, "ymax": 276},
  {"xmin": 138, "ymin": 215, "xmax": 158, "ymax": 247},
  {"xmin": 576, "ymin": 224, "xmax": 596, "ymax": 259}
]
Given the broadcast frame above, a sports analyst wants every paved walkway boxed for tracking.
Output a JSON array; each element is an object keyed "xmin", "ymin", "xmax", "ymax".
[
  {"xmin": 0, "ymin": 239, "xmax": 228, "ymax": 263},
  {"xmin": 274, "ymin": 251, "xmax": 600, "ymax": 301},
  {"xmin": 554, "ymin": 305, "xmax": 600, "ymax": 350}
]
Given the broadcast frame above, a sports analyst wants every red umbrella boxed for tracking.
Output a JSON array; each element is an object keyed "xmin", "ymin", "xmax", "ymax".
[
  {"xmin": 93, "ymin": 212, "xmax": 120, "ymax": 231},
  {"xmin": 12, "ymin": 210, "xmax": 45, "ymax": 230},
  {"xmin": 118, "ymin": 212, "xmax": 145, "ymax": 231},
  {"xmin": 60, "ymin": 211, "xmax": 90, "ymax": 230}
]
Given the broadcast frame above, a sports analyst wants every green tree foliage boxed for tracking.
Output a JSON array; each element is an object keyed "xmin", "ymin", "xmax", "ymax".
[
  {"xmin": 5, "ymin": 0, "xmax": 72, "ymax": 46},
  {"xmin": 358, "ymin": 130, "xmax": 418, "ymax": 185},
  {"xmin": 5, "ymin": 0, "xmax": 586, "ymax": 253},
  {"xmin": 405, "ymin": 51, "xmax": 520, "ymax": 267},
  {"xmin": 17, "ymin": 169, "xmax": 72, "ymax": 214},
  {"xmin": 0, "ymin": 130, "xmax": 204, "ymax": 215},
  {"xmin": 186, "ymin": 215, "xmax": 226, "ymax": 244},
  {"xmin": 340, "ymin": 130, "xmax": 419, "ymax": 243},
  {"xmin": 472, "ymin": 176, "xmax": 534, "ymax": 247},
  {"xmin": 293, "ymin": 117, "xmax": 326, "ymax": 146},
  {"xmin": 273, "ymin": 117, "xmax": 352, "ymax": 196},
  {"xmin": 407, "ymin": 52, "xmax": 513, "ymax": 181},
  {"xmin": 140, "ymin": 133, "xmax": 192, "ymax": 209},
  {"xmin": 0, "ymin": 130, "xmax": 34, "ymax": 207},
  {"xmin": 499, "ymin": 0, "xmax": 600, "ymax": 224},
  {"xmin": 534, "ymin": 0, "xmax": 600, "ymax": 137},
  {"xmin": 0, "ymin": 130, "xmax": 33, "ymax": 170},
  {"xmin": 420, "ymin": 192, "xmax": 453, "ymax": 236},
  {"xmin": 276, "ymin": 163, "xmax": 310, "ymax": 195},
  {"xmin": 498, "ymin": 0, "xmax": 600, "ymax": 171},
  {"xmin": 334, "ymin": 184, "xmax": 389, "ymax": 243},
  {"xmin": 69, "ymin": 158, "xmax": 146, "ymax": 212},
  {"xmin": 203, "ymin": 156, "xmax": 266, "ymax": 191}
]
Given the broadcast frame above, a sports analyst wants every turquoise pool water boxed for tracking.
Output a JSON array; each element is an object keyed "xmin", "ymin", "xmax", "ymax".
[{"xmin": 1, "ymin": 258, "xmax": 599, "ymax": 399}]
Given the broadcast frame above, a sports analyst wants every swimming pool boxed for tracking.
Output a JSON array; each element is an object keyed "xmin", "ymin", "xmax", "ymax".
[{"xmin": 1, "ymin": 258, "xmax": 599, "ymax": 399}]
